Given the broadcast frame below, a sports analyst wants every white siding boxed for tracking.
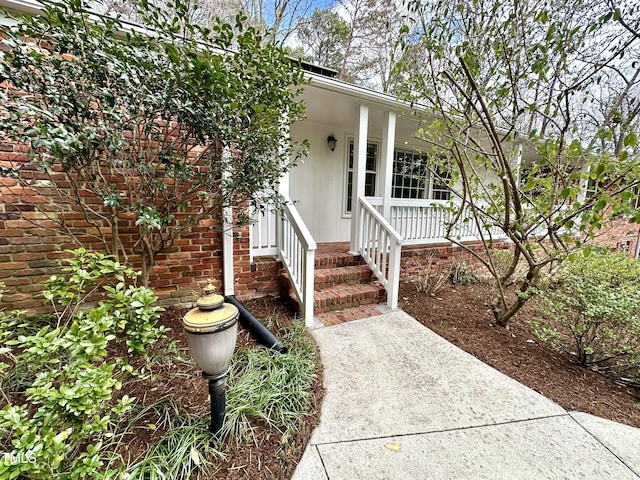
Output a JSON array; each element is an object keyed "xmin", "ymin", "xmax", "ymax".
[{"xmin": 289, "ymin": 121, "xmax": 353, "ymax": 243}]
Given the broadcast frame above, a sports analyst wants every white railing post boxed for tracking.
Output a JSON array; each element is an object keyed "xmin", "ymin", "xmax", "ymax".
[
  {"xmin": 276, "ymin": 193, "xmax": 317, "ymax": 326},
  {"xmin": 387, "ymin": 234, "xmax": 401, "ymax": 309},
  {"xmin": 356, "ymin": 197, "xmax": 404, "ymax": 310}
]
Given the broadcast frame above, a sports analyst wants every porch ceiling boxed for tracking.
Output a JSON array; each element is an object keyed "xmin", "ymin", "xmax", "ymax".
[
  {"xmin": 297, "ymin": 81, "xmax": 422, "ymax": 146},
  {"xmin": 295, "ymin": 76, "xmax": 541, "ymax": 163}
]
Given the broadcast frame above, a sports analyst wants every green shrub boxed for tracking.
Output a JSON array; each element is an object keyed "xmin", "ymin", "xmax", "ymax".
[
  {"xmin": 0, "ymin": 249, "xmax": 166, "ymax": 479},
  {"xmin": 450, "ymin": 262, "xmax": 479, "ymax": 285},
  {"xmin": 532, "ymin": 250, "xmax": 640, "ymax": 383}
]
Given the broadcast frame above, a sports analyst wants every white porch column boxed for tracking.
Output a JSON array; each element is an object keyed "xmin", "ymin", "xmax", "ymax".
[
  {"xmin": 512, "ymin": 143, "xmax": 523, "ymax": 188},
  {"xmin": 275, "ymin": 123, "xmax": 290, "ymax": 262},
  {"xmin": 577, "ymin": 163, "xmax": 591, "ymax": 204},
  {"xmin": 380, "ymin": 110, "xmax": 396, "ymax": 220},
  {"xmin": 222, "ymin": 148, "xmax": 235, "ymax": 296},
  {"xmin": 350, "ymin": 104, "xmax": 369, "ymax": 254},
  {"xmin": 277, "ymin": 121, "xmax": 291, "ymax": 197}
]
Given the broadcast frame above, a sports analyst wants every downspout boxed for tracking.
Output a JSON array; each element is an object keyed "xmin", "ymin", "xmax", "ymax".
[{"xmin": 224, "ymin": 295, "xmax": 288, "ymax": 354}]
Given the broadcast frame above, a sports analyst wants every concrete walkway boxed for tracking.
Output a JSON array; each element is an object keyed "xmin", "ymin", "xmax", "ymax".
[{"xmin": 292, "ymin": 311, "xmax": 640, "ymax": 480}]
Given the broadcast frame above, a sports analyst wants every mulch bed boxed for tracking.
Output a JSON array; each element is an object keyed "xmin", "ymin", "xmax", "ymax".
[
  {"xmin": 121, "ymin": 296, "xmax": 323, "ymax": 479},
  {"xmin": 399, "ymin": 281, "xmax": 640, "ymax": 429}
]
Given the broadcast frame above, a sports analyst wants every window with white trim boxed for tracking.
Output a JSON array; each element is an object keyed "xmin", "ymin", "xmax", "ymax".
[
  {"xmin": 392, "ymin": 149, "xmax": 429, "ymax": 199},
  {"xmin": 345, "ymin": 140, "xmax": 378, "ymax": 213},
  {"xmin": 431, "ymin": 166, "xmax": 452, "ymax": 200},
  {"xmin": 391, "ymin": 148, "xmax": 451, "ymax": 200}
]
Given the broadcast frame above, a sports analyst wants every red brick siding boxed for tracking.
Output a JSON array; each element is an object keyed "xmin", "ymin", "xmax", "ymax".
[
  {"xmin": 0, "ymin": 140, "xmax": 256, "ymax": 313},
  {"xmin": 594, "ymin": 216, "xmax": 640, "ymax": 257}
]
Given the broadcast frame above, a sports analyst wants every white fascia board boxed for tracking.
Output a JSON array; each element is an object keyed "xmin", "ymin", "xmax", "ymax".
[
  {"xmin": 0, "ymin": 0, "xmax": 42, "ymax": 15},
  {"xmin": 306, "ymin": 72, "xmax": 428, "ymax": 115}
]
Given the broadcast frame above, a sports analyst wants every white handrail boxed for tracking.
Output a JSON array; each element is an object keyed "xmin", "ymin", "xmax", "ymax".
[
  {"xmin": 368, "ymin": 197, "xmax": 506, "ymax": 245},
  {"xmin": 276, "ymin": 194, "xmax": 317, "ymax": 326},
  {"xmin": 357, "ymin": 197, "xmax": 403, "ymax": 310}
]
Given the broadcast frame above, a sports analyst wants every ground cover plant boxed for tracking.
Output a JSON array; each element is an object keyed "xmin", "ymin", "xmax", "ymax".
[{"xmin": 0, "ymin": 251, "xmax": 322, "ymax": 479}]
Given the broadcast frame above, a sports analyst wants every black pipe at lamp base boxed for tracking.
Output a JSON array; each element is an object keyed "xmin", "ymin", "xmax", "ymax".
[
  {"xmin": 225, "ymin": 295, "xmax": 288, "ymax": 354},
  {"xmin": 203, "ymin": 369, "xmax": 229, "ymax": 435}
]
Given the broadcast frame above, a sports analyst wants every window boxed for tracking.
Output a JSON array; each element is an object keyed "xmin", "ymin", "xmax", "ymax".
[
  {"xmin": 391, "ymin": 148, "xmax": 451, "ymax": 201},
  {"xmin": 585, "ymin": 177, "xmax": 598, "ymax": 199},
  {"xmin": 431, "ymin": 166, "xmax": 452, "ymax": 200},
  {"xmin": 392, "ymin": 149, "xmax": 429, "ymax": 199},
  {"xmin": 345, "ymin": 140, "xmax": 378, "ymax": 213}
]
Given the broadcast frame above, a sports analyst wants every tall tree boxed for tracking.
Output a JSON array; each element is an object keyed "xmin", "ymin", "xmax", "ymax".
[
  {"xmin": 397, "ymin": 0, "xmax": 640, "ymax": 326},
  {"xmin": 295, "ymin": 0, "xmax": 410, "ymax": 90},
  {"xmin": 296, "ymin": 8, "xmax": 351, "ymax": 72}
]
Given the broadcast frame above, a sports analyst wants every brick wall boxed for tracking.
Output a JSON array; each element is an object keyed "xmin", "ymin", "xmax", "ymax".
[
  {"xmin": 399, "ymin": 241, "xmax": 513, "ymax": 281},
  {"xmin": 0, "ymin": 139, "xmax": 264, "ymax": 313},
  {"xmin": 593, "ymin": 216, "xmax": 640, "ymax": 257}
]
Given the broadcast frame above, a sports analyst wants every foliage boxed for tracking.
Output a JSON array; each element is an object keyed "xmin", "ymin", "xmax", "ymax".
[
  {"xmin": 449, "ymin": 262, "xmax": 479, "ymax": 285},
  {"xmin": 398, "ymin": 0, "xmax": 640, "ymax": 326},
  {"xmin": 532, "ymin": 251, "xmax": 640, "ymax": 383},
  {"xmin": 129, "ymin": 314, "xmax": 319, "ymax": 479},
  {"xmin": 297, "ymin": 8, "xmax": 352, "ymax": 72},
  {"xmin": 0, "ymin": 250, "xmax": 166, "ymax": 479},
  {"xmin": 294, "ymin": 0, "xmax": 412, "ymax": 91},
  {"xmin": 413, "ymin": 252, "xmax": 449, "ymax": 296},
  {"xmin": 0, "ymin": 0, "xmax": 307, "ymax": 286},
  {"xmin": 95, "ymin": 0, "xmax": 316, "ymax": 46}
]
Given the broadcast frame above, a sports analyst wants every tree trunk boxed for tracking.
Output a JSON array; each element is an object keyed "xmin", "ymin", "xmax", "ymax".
[{"xmin": 491, "ymin": 266, "xmax": 541, "ymax": 327}]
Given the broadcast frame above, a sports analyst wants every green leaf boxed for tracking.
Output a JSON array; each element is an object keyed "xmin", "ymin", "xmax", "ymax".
[{"xmin": 623, "ymin": 132, "xmax": 637, "ymax": 148}]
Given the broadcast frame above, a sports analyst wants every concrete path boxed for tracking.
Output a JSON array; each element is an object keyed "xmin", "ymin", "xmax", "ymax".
[{"xmin": 292, "ymin": 311, "xmax": 640, "ymax": 480}]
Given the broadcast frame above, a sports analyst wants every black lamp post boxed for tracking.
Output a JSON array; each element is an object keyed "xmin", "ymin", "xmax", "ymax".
[{"xmin": 182, "ymin": 282, "xmax": 239, "ymax": 434}]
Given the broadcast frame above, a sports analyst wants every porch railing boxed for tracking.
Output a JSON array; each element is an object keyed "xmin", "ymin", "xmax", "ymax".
[
  {"xmin": 368, "ymin": 197, "xmax": 506, "ymax": 245},
  {"xmin": 250, "ymin": 207, "xmax": 277, "ymax": 260},
  {"xmin": 277, "ymin": 194, "xmax": 317, "ymax": 326},
  {"xmin": 357, "ymin": 197, "xmax": 404, "ymax": 310}
]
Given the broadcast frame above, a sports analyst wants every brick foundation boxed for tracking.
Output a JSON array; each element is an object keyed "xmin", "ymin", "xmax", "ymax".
[
  {"xmin": 594, "ymin": 216, "xmax": 640, "ymax": 257},
  {"xmin": 399, "ymin": 241, "xmax": 513, "ymax": 281}
]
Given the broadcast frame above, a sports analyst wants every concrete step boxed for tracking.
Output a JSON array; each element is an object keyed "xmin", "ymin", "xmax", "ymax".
[{"xmin": 314, "ymin": 265, "xmax": 373, "ymax": 291}]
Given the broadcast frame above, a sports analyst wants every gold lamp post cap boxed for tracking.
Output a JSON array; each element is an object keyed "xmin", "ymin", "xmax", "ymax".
[
  {"xmin": 197, "ymin": 294, "xmax": 224, "ymax": 310},
  {"xmin": 182, "ymin": 303, "xmax": 239, "ymax": 334}
]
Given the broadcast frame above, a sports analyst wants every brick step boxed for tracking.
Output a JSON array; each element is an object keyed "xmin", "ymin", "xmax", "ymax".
[
  {"xmin": 313, "ymin": 265, "xmax": 373, "ymax": 291},
  {"xmin": 316, "ymin": 304, "xmax": 386, "ymax": 326},
  {"xmin": 313, "ymin": 283, "xmax": 386, "ymax": 313},
  {"xmin": 314, "ymin": 251, "xmax": 365, "ymax": 270}
]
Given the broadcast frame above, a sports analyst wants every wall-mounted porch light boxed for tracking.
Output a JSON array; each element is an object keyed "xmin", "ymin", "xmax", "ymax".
[
  {"xmin": 182, "ymin": 282, "xmax": 239, "ymax": 434},
  {"xmin": 327, "ymin": 133, "xmax": 337, "ymax": 152}
]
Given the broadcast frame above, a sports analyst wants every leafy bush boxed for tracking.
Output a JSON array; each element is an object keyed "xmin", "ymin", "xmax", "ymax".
[
  {"xmin": 532, "ymin": 251, "xmax": 640, "ymax": 383},
  {"xmin": 0, "ymin": 250, "xmax": 166, "ymax": 479},
  {"xmin": 450, "ymin": 262, "xmax": 479, "ymax": 285}
]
